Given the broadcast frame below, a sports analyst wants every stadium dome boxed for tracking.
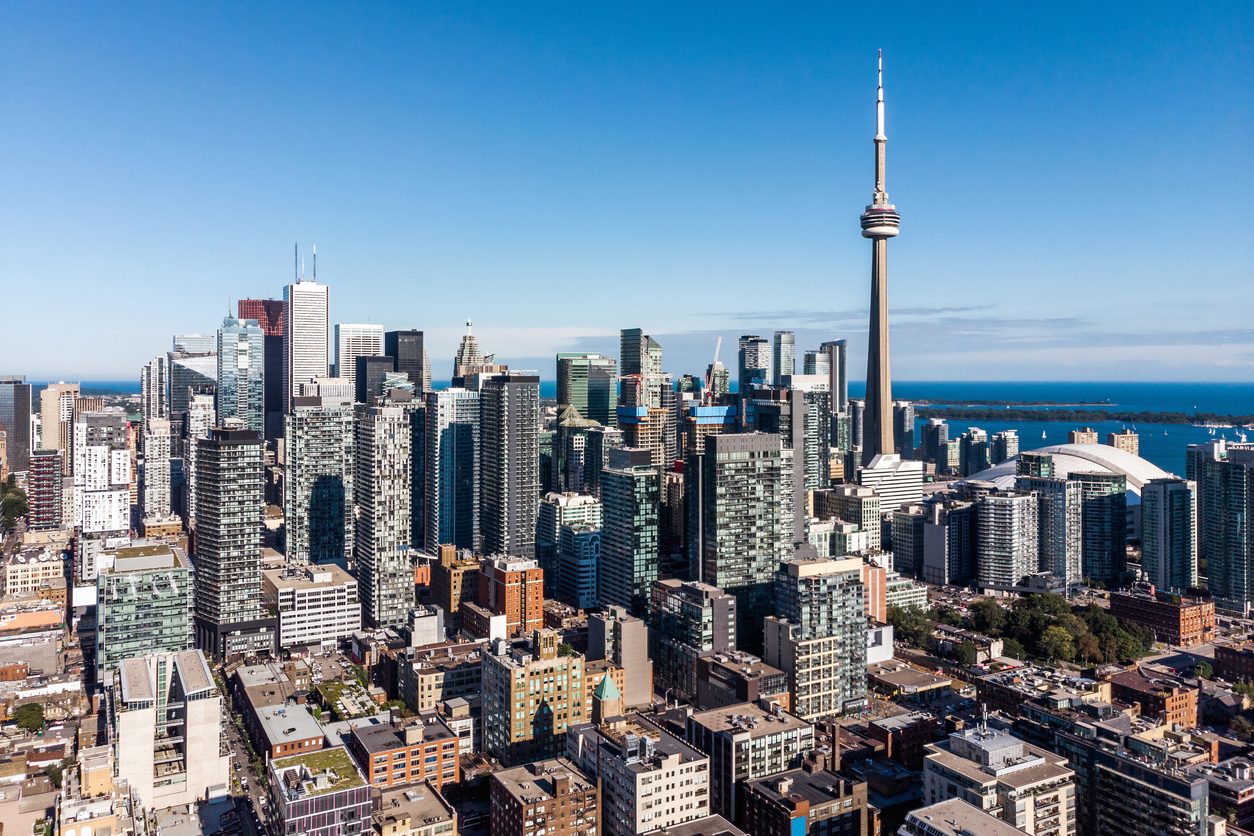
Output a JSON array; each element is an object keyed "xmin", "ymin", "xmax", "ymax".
[{"xmin": 966, "ymin": 443, "xmax": 1173, "ymax": 497}]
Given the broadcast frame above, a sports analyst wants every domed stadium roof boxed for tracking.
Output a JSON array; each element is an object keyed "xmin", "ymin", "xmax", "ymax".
[{"xmin": 966, "ymin": 443, "xmax": 1173, "ymax": 497}]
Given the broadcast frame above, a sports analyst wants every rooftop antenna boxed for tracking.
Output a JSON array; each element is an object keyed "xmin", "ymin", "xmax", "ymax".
[
  {"xmin": 294, "ymin": 242, "xmax": 299, "ymax": 281},
  {"xmin": 312, "ymin": 244, "xmax": 317, "ymax": 280}
]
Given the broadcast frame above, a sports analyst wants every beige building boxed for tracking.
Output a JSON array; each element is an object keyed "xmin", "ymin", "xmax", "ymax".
[
  {"xmin": 372, "ymin": 781, "xmax": 457, "ymax": 836},
  {"xmin": 814, "ymin": 485, "xmax": 881, "ymax": 544},
  {"xmin": 4, "ymin": 547, "xmax": 67, "ymax": 597},
  {"xmin": 587, "ymin": 606, "xmax": 652, "ymax": 709},
  {"xmin": 398, "ymin": 641, "xmax": 483, "ymax": 713},
  {"xmin": 39, "ymin": 382, "xmax": 79, "ymax": 454},
  {"xmin": 262, "ymin": 562, "xmax": 361, "ymax": 649},
  {"xmin": 1106, "ymin": 429, "xmax": 1140, "ymax": 456},
  {"xmin": 1068, "ymin": 427, "xmax": 1099, "ymax": 444},
  {"xmin": 922, "ymin": 725, "xmax": 1076, "ymax": 836},
  {"xmin": 482, "ymin": 629, "xmax": 587, "ymax": 765}
]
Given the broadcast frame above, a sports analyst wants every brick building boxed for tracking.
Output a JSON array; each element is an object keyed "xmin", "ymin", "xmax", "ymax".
[
  {"xmin": 1109, "ymin": 585, "xmax": 1214, "ymax": 648},
  {"xmin": 1105, "ymin": 667, "xmax": 1199, "ymax": 728}
]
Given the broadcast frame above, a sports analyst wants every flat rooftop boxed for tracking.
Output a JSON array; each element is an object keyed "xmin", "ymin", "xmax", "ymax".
[
  {"xmin": 272, "ymin": 746, "xmax": 365, "ymax": 799},
  {"xmin": 689, "ymin": 702, "xmax": 810, "ymax": 737},
  {"xmin": 351, "ymin": 716, "xmax": 456, "ymax": 753},
  {"xmin": 493, "ymin": 758, "xmax": 595, "ymax": 806},
  {"xmin": 904, "ymin": 798, "xmax": 1023, "ymax": 836},
  {"xmin": 372, "ymin": 782, "xmax": 455, "ymax": 831},
  {"xmin": 258, "ymin": 703, "xmax": 325, "ymax": 745},
  {"xmin": 746, "ymin": 767, "xmax": 860, "ymax": 808}
]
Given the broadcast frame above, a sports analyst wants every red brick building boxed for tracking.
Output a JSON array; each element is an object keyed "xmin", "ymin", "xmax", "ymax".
[
  {"xmin": 1109, "ymin": 585, "xmax": 1214, "ymax": 648},
  {"xmin": 347, "ymin": 714, "xmax": 461, "ymax": 791}
]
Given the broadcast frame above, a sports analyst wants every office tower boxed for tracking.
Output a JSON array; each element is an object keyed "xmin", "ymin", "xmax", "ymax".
[
  {"xmin": 743, "ymin": 387, "xmax": 816, "ymax": 544},
  {"xmin": 857, "ymin": 453, "xmax": 924, "ymax": 511},
  {"xmin": 783, "ymin": 377, "xmax": 833, "ymax": 495},
  {"xmin": 1017, "ymin": 467, "xmax": 1083, "ymax": 589},
  {"xmin": 920, "ymin": 417, "xmax": 949, "ymax": 467},
  {"xmin": 383, "ymin": 329, "xmax": 430, "ymax": 394},
  {"xmin": 765, "ymin": 553, "xmax": 867, "ymax": 719},
  {"xmin": 355, "ymin": 404, "xmax": 414, "ymax": 628},
  {"xmin": 803, "ymin": 348, "xmax": 829, "ymax": 378},
  {"xmin": 284, "ymin": 395, "xmax": 355, "ymax": 564},
  {"xmin": 96, "ymin": 544, "xmax": 194, "ymax": 681},
  {"xmin": 39, "ymin": 381, "xmax": 79, "ymax": 455},
  {"xmin": 892, "ymin": 504, "xmax": 928, "ymax": 576},
  {"xmin": 1142, "ymin": 478, "xmax": 1198, "ymax": 591},
  {"xmin": 848, "ymin": 398, "xmax": 865, "ymax": 452},
  {"xmin": 262, "ymin": 563, "xmax": 361, "ymax": 649},
  {"xmin": 1107, "ymin": 428, "xmax": 1140, "ymax": 456},
  {"xmin": 354, "ymin": 355, "xmax": 394, "ymax": 404},
  {"xmin": 140, "ymin": 418, "xmax": 172, "ymax": 519},
  {"xmin": 173, "ymin": 333, "xmax": 215, "ymax": 353},
  {"xmin": 892, "ymin": 400, "xmax": 916, "ymax": 457},
  {"xmin": 581, "ymin": 425, "xmax": 622, "ymax": 498},
  {"xmin": 976, "ymin": 491, "xmax": 1039, "ymax": 591},
  {"xmin": 600, "ymin": 447, "xmax": 661, "ymax": 616},
  {"xmin": 922, "ymin": 726, "xmax": 1076, "ymax": 836},
  {"xmin": 990, "ymin": 429, "xmax": 1020, "ymax": 465},
  {"xmin": 737, "ymin": 335, "xmax": 771, "ymax": 392},
  {"xmin": 479, "ymin": 555, "xmax": 545, "ymax": 637},
  {"xmin": 537, "ymin": 492, "xmax": 602, "ymax": 597},
  {"xmin": 922, "ymin": 499, "xmax": 977, "ymax": 586},
  {"xmin": 772, "ymin": 330, "xmax": 795, "ymax": 387},
  {"xmin": 181, "ymin": 391, "xmax": 214, "ymax": 525},
  {"xmin": 587, "ymin": 606, "xmax": 653, "ymax": 708},
  {"xmin": 0, "ymin": 376, "xmax": 31, "ymax": 473},
  {"xmin": 490, "ymin": 758, "xmax": 600, "ymax": 836},
  {"xmin": 552, "ymin": 404, "xmax": 600, "ymax": 494},
  {"xmin": 958, "ymin": 427, "xmax": 990, "ymax": 476},
  {"xmin": 649, "ymin": 579, "xmax": 736, "ymax": 701},
  {"xmin": 105, "ymin": 650, "xmax": 230, "ymax": 812},
  {"xmin": 859, "ymin": 53, "xmax": 901, "ymax": 464},
  {"xmin": 193, "ymin": 427, "xmax": 273, "ymax": 657},
  {"xmin": 689, "ymin": 433, "xmax": 794, "ymax": 651},
  {"xmin": 283, "ymin": 275, "xmax": 330, "ymax": 413},
  {"xmin": 685, "ymin": 702, "xmax": 814, "ymax": 820},
  {"xmin": 334, "ymin": 322, "xmax": 383, "ymax": 393},
  {"xmin": 1074, "ymin": 471, "xmax": 1127, "ymax": 587},
  {"xmin": 818, "ymin": 339, "xmax": 849, "ymax": 414},
  {"xmin": 705, "ymin": 355, "xmax": 731, "ymax": 403},
  {"xmin": 237, "ymin": 298, "xmax": 285, "ymax": 440},
  {"xmin": 481, "ymin": 630, "xmax": 587, "ymax": 765},
  {"xmin": 27, "ymin": 449, "xmax": 63, "ymax": 530},
  {"xmin": 423, "ymin": 387, "xmax": 480, "ymax": 552},
  {"xmin": 452, "ymin": 320, "xmax": 484, "ymax": 380},
  {"xmin": 558, "ymin": 523, "xmax": 601, "ymax": 609},
  {"xmin": 557, "ymin": 352, "xmax": 617, "ymax": 427},
  {"xmin": 73, "ymin": 409, "xmax": 131, "ymax": 581},
  {"xmin": 167, "ymin": 351, "xmax": 216, "ymax": 444},
  {"xmin": 479, "ymin": 373, "xmax": 540, "ymax": 559},
  {"xmin": 215, "ymin": 314, "xmax": 265, "ymax": 434}
]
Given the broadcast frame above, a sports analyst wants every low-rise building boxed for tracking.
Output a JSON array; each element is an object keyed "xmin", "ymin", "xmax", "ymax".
[
  {"xmin": 397, "ymin": 642, "xmax": 483, "ymax": 713},
  {"xmin": 738, "ymin": 753, "xmax": 870, "ymax": 836},
  {"xmin": 695, "ymin": 651, "xmax": 790, "ymax": 713},
  {"xmin": 255, "ymin": 702, "xmax": 325, "ymax": 759},
  {"xmin": 1104, "ymin": 666, "xmax": 1199, "ymax": 728},
  {"xmin": 4, "ymin": 546, "xmax": 67, "ymax": 597},
  {"xmin": 371, "ymin": 781, "xmax": 457, "ymax": 836},
  {"xmin": 268, "ymin": 747, "xmax": 371, "ymax": 836},
  {"xmin": 1187, "ymin": 757, "xmax": 1254, "ymax": 828},
  {"xmin": 900, "ymin": 798, "xmax": 1025, "ymax": 836},
  {"xmin": 489, "ymin": 757, "xmax": 599, "ymax": 836},
  {"xmin": 1109, "ymin": 585, "xmax": 1214, "ymax": 648},
  {"xmin": 262, "ymin": 563, "xmax": 362, "ymax": 649},
  {"xmin": 346, "ymin": 715, "xmax": 460, "ymax": 791}
]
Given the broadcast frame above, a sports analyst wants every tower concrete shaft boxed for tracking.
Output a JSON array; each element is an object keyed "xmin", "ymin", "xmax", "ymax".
[{"xmin": 860, "ymin": 50, "xmax": 900, "ymax": 465}]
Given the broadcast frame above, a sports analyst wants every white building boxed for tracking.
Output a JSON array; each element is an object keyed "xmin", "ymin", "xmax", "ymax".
[
  {"xmin": 857, "ymin": 453, "xmax": 924, "ymax": 511},
  {"xmin": 334, "ymin": 322, "xmax": 384, "ymax": 394},
  {"xmin": 283, "ymin": 277, "xmax": 330, "ymax": 413},
  {"xmin": 141, "ymin": 418, "xmax": 172, "ymax": 519},
  {"xmin": 976, "ymin": 491, "xmax": 1040, "ymax": 592},
  {"xmin": 182, "ymin": 391, "xmax": 215, "ymax": 526},
  {"xmin": 107, "ymin": 650, "xmax": 230, "ymax": 812},
  {"xmin": 354, "ymin": 403, "xmax": 415, "ymax": 628},
  {"xmin": 262, "ymin": 563, "xmax": 362, "ymax": 649}
]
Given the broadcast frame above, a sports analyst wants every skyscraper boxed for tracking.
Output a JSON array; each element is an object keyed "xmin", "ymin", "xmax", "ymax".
[
  {"xmin": 976, "ymin": 491, "xmax": 1039, "ymax": 591},
  {"xmin": 819, "ymin": 339, "xmax": 849, "ymax": 415},
  {"xmin": 283, "ymin": 275, "xmax": 330, "ymax": 413},
  {"xmin": 39, "ymin": 381, "xmax": 79, "ymax": 456},
  {"xmin": 423, "ymin": 387, "xmax": 480, "ymax": 552},
  {"xmin": 737, "ymin": 335, "xmax": 771, "ymax": 392},
  {"xmin": 1075, "ymin": 471, "xmax": 1127, "ymax": 587},
  {"xmin": 73, "ymin": 408, "xmax": 131, "ymax": 581},
  {"xmin": 536, "ymin": 492, "xmax": 602, "ymax": 598},
  {"xmin": 0, "ymin": 376, "xmax": 32, "ymax": 473},
  {"xmin": 1016, "ymin": 461, "xmax": 1083, "ymax": 590},
  {"xmin": 27, "ymin": 448, "xmax": 63, "ymax": 531},
  {"xmin": 1189, "ymin": 442, "xmax": 1254, "ymax": 614},
  {"xmin": 599, "ymin": 447, "xmax": 660, "ymax": 616},
  {"xmin": 335, "ymin": 322, "xmax": 384, "ymax": 393},
  {"xmin": 479, "ymin": 373, "xmax": 540, "ymax": 559},
  {"xmin": 192, "ymin": 428, "xmax": 274, "ymax": 658},
  {"xmin": 385, "ymin": 330, "xmax": 431, "ymax": 395},
  {"xmin": 216, "ymin": 314, "xmax": 265, "ymax": 434},
  {"xmin": 557, "ymin": 352, "xmax": 617, "ymax": 427},
  {"xmin": 619, "ymin": 328, "xmax": 665, "ymax": 409},
  {"xmin": 893, "ymin": 400, "xmax": 916, "ymax": 457},
  {"xmin": 860, "ymin": 52, "xmax": 901, "ymax": 464},
  {"xmin": 181, "ymin": 391, "xmax": 215, "ymax": 526},
  {"xmin": 355, "ymin": 404, "xmax": 414, "ymax": 628},
  {"xmin": 167, "ymin": 350, "xmax": 216, "ymax": 453},
  {"xmin": 772, "ymin": 331, "xmax": 795, "ymax": 387},
  {"xmin": 141, "ymin": 418, "xmax": 172, "ymax": 519},
  {"xmin": 1141, "ymin": 477, "xmax": 1198, "ymax": 592},
  {"xmin": 284, "ymin": 395, "xmax": 355, "ymax": 564},
  {"xmin": 237, "ymin": 298, "xmax": 285, "ymax": 441},
  {"xmin": 452, "ymin": 321, "xmax": 484, "ymax": 381}
]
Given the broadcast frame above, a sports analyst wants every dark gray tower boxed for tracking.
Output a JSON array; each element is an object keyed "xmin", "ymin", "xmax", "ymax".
[{"xmin": 860, "ymin": 51, "xmax": 901, "ymax": 464}]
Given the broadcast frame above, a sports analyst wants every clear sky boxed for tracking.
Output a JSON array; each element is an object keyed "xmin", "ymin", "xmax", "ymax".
[{"xmin": 2, "ymin": 2, "xmax": 1251, "ymax": 382}]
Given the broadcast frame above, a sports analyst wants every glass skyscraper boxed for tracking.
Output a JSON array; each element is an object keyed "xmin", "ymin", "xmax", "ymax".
[
  {"xmin": 216, "ymin": 314, "xmax": 265, "ymax": 435},
  {"xmin": 599, "ymin": 447, "xmax": 660, "ymax": 616},
  {"xmin": 557, "ymin": 352, "xmax": 617, "ymax": 427}
]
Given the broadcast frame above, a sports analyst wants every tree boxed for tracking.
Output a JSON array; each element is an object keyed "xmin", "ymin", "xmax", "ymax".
[
  {"xmin": 1196, "ymin": 660, "xmax": 1214, "ymax": 680},
  {"xmin": 13, "ymin": 702, "xmax": 44, "ymax": 732},
  {"xmin": 1231, "ymin": 716, "xmax": 1254, "ymax": 743},
  {"xmin": 969, "ymin": 599, "xmax": 1006, "ymax": 635},
  {"xmin": 887, "ymin": 605, "xmax": 933, "ymax": 649},
  {"xmin": 1001, "ymin": 638, "xmax": 1026, "ymax": 660},
  {"xmin": 954, "ymin": 640, "xmax": 979, "ymax": 667},
  {"xmin": 1076, "ymin": 634, "xmax": 1103, "ymax": 664},
  {"xmin": 1, "ymin": 487, "xmax": 27, "ymax": 529},
  {"xmin": 932, "ymin": 605, "xmax": 962, "ymax": 627},
  {"xmin": 1039, "ymin": 626, "xmax": 1076, "ymax": 662}
]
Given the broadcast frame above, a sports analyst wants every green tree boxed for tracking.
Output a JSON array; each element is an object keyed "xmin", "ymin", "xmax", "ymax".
[
  {"xmin": 1, "ymin": 487, "xmax": 27, "ymax": 529},
  {"xmin": 932, "ymin": 605, "xmax": 962, "ymax": 627},
  {"xmin": 969, "ymin": 599, "xmax": 1006, "ymax": 635},
  {"xmin": 954, "ymin": 640, "xmax": 979, "ymax": 667},
  {"xmin": 1039, "ymin": 626, "xmax": 1076, "ymax": 662},
  {"xmin": 887, "ymin": 605, "xmax": 933, "ymax": 649},
  {"xmin": 1196, "ymin": 660, "xmax": 1214, "ymax": 679},
  {"xmin": 1076, "ymin": 633, "xmax": 1103, "ymax": 664},
  {"xmin": 1001, "ymin": 638, "xmax": 1026, "ymax": 660},
  {"xmin": 1231, "ymin": 716, "xmax": 1254, "ymax": 742},
  {"xmin": 13, "ymin": 702, "xmax": 44, "ymax": 732}
]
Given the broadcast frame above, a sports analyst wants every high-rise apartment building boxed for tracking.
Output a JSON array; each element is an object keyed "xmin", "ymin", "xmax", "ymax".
[
  {"xmin": 599, "ymin": 447, "xmax": 661, "ymax": 616},
  {"xmin": 181, "ymin": 391, "xmax": 214, "ymax": 524},
  {"xmin": 284, "ymin": 396, "xmax": 355, "ymax": 564},
  {"xmin": 1075, "ymin": 471, "xmax": 1127, "ymax": 587},
  {"xmin": 481, "ymin": 630, "xmax": 587, "ymax": 765},
  {"xmin": 772, "ymin": 331, "xmax": 795, "ymax": 387},
  {"xmin": 73, "ymin": 408, "xmax": 131, "ymax": 581},
  {"xmin": 893, "ymin": 400, "xmax": 916, "ymax": 458},
  {"xmin": 1107, "ymin": 429, "xmax": 1140, "ymax": 456},
  {"xmin": 385, "ymin": 329, "xmax": 432, "ymax": 394},
  {"xmin": 140, "ymin": 357, "xmax": 168, "ymax": 430},
  {"xmin": 818, "ymin": 339, "xmax": 849, "ymax": 415},
  {"xmin": 424, "ymin": 387, "xmax": 480, "ymax": 552},
  {"xmin": 959, "ymin": 427, "xmax": 990, "ymax": 476},
  {"xmin": 857, "ymin": 453, "xmax": 925, "ymax": 511},
  {"xmin": 216, "ymin": 314, "xmax": 265, "ymax": 434},
  {"xmin": 690, "ymin": 433, "xmax": 794, "ymax": 651},
  {"xmin": 649, "ymin": 579, "xmax": 737, "ymax": 701},
  {"xmin": 1068, "ymin": 427, "xmax": 1099, "ymax": 445},
  {"xmin": 1188, "ymin": 441, "xmax": 1254, "ymax": 614},
  {"xmin": 764, "ymin": 554, "xmax": 867, "ymax": 719},
  {"xmin": 141, "ymin": 418, "xmax": 172, "ymax": 519},
  {"xmin": 558, "ymin": 523, "xmax": 601, "ymax": 609},
  {"xmin": 0, "ymin": 375, "xmax": 32, "ymax": 473},
  {"xmin": 537, "ymin": 492, "xmax": 602, "ymax": 598},
  {"xmin": 557, "ymin": 353, "xmax": 617, "ymax": 427},
  {"xmin": 737, "ymin": 335, "xmax": 771, "ymax": 392},
  {"xmin": 976, "ymin": 491, "xmax": 1039, "ymax": 591},
  {"xmin": 355, "ymin": 404, "xmax": 415, "ymax": 628},
  {"xmin": 479, "ymin": 373, "xmax": 540, "ymax": 559},
  {"xmin": 39, "ymin": 381, "xmax": 79, "ymax": 455},
  {"xmin": 193, "ymin": 428, "xmax": 273, "ymax": 658},
  {"xmin": 990, "ymin": 429, "xmax": 1020, "ymax": 465},
  {"xmin": 1016, "ymin": 472, "xmax": 1082, "ymax": 590},
  {"xmin": 921, "ymin": 418, "xmax": 950, "ymax": 468},
  {"xmin": 283, "ymin": 277, "xmax": 330, "ymax": 413},
  {"xmin": 334, "ymin": 322, "xmax": 384, "ymax": 394},
  {"xmin": 237, "ymin": 298, "xmax": 285, "ymax": 440},
  {"xmin": 922, "ymin": 499, "xmax": 977, "ymax": 586},
  {"xmin": 167, "ymin": 351, "xmax": 216, "ymax": 447},
  {"xmin": 27, "ymin": 448, "xmax": 63, "ymax": 530},
  {"xmin": 96, "ymin": 544, "xmax": 195, "ymax": 681},
  {"xmin": 105, "ymin": 650, "xmax": 230, "ymax": 812},
  {"xmin": 817, "ymin": 484, "xmax": 882, "ymax": 545},
  {"xmin": 478, "ymin": 555, "xmax": 544, "ymax": 638},
  {"xmin": 1141, "ymin": 477, "xmax": 1198, "ymax": 591}
]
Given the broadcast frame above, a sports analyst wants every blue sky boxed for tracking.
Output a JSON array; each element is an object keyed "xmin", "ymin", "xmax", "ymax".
[{"xmin": 2, "ymin": 2, "xmax": 1251, "ymax": 381}]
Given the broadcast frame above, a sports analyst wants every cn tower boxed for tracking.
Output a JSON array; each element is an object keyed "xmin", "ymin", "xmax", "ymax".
[{"xmin": 860, "ymin": 49, "xmax": 900, "ymax": 465}]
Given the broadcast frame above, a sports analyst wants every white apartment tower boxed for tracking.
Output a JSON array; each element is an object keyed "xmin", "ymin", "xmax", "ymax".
[{"xmin": 355, "ymin": 404, "xmax": 415, "ymax": 628}]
